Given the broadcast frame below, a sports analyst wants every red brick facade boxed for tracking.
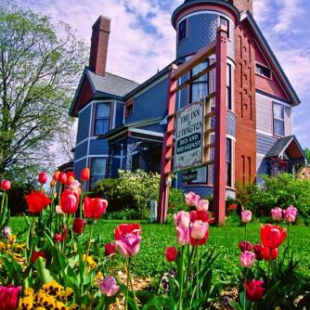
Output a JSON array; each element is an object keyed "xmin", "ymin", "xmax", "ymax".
[{"xmin": 234, "ymin": 22, "xmax": 257, "ymax": 186}]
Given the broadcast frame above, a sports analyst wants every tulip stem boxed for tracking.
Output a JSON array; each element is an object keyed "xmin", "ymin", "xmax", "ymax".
[
  {"xmin": 196, "ymin": 246, "xmax": 200, "ymax": 300},
  {"xmin": 63, "ymin": 215, "xmax": 70, "ymax": 251},
  {"xmin": 267, "ymin": 260, "xmax": 271, "ymax": 288},
  {"xmin": 86, "ymin": 221, "xmax": 94, "ymax": 258},
  {"xmin": 179, "ymin": 247, "xmax": 185, "ymax": 310},
  {"xmin": 125, "ymin": 258, "xmax": 129, "ymax": 310},
  {"xmin": 245, "ymin": 223, "xmax": 247, "ymax": 240},
  {"xmin": 79, "ymin": 181, "xmax": 84, "ymax": 218},
  {"xmin": 287, "ymin": 223, "xmax": 291, "ymax": 259},
  {"xmin": 128, "ymin": 257, "xmax": 137, "ymax": 302},
  {"xmin": 0, "ymin": 192, "xmax": 5, "ymax": 213},
  {"xmin": 243, "ymin": 268, "xmax": 249, "ymax": 310}
]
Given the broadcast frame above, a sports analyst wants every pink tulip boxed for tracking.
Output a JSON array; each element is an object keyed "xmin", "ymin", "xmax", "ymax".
[
  {"xmin": 0, "ymin": 285, "xmax": 22, "ymax": 310},
  {"xmin": 67, "ymin": 179, "xmax": 81, "ymax": 194},
  {"xmin": 184, "ymin": 192, "xmax": 200, "ymax": 206},
  {"xmin": 283, "ymin": 205, "xmax": 297, "ymax": 222},
  {"xmin": 38, "ymin": 171, "xmax": 48, "ymax": 184},
  {"xmin": 55, "ymin": 205, "xmax": 64, "ymax": 215},
  {"xmin": 190, "ymin": 220, "xmax": 209, "ymax": 240},
  {"xmin": 240, "ymin": 251, "xmax": 256, "ymax": 268},
  {"xmin": 241, "ymin": 210, "xmax": 252, "ymax": 223},
  {"xmin": 196, "ymin": 199, "xmax": 209, "ymax": 212},
  {"xmin": 115, "ymin": 233, "xmax": 142, "ymax": 257},
  {"xmin": 271, "ymin": 207, "xmax": 283, "ymax": 221},
  {"xmin": 173, "ymin": 211, "xmax": 190, "ymax": 228},
  {"xmin": 176, "ymin": 226, "xmax": 190, "ymax": 245},
  {"xmin": 99, "ymin": 276, "xmax": 119, "ymax": 296}
]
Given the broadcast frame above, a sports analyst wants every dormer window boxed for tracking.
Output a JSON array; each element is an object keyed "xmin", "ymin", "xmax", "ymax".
[
  {"xmin": 178, "ymin": 19, "xmax": 187, "ymax": 42},
  {"xmin": 256, "ymin": 63, "xmax": 271, "ymax": 79}
]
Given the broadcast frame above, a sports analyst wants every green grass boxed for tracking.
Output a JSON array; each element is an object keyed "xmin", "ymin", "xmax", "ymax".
[{"xmin": 8, "ymin": 217, "xmax": 310, "ymax": 283}]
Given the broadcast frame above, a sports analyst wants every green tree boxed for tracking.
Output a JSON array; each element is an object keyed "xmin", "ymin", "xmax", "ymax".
[
  {"xmin": 0, "ymin": 4, "xmax": 87, "ymax": 179},
  {"xmin": 304, "ymin": 148, "xmax": 310, "ymax": 163}
]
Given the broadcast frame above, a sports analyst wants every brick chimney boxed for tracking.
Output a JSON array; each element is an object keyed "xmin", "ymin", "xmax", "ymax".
[
  {"xmin": 89, "ymin": 15, "xmax": 111, "ymax": 76},
  {"xmin": 232, "ymin": 0, "xmax": 253, "ymax": 14}
]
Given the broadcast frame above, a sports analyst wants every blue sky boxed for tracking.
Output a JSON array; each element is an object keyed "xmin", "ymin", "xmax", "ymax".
[{"xmin": 13, "ymin": 0, "xmax": 310, "ymax": 149}]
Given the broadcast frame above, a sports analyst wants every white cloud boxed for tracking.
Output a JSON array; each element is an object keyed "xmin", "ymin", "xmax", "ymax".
[{"xmin": 273, "ymin": 0, "xmax": 304, "ymax": 33}]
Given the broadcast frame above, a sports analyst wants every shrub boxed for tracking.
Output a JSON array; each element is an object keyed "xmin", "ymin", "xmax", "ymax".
[
  {"xmin": 117, "ymin": 170, "xmax": 160, "ymax": 219},
  {"xmin": 168, "ymin": 188, "xmax": 188, "ymax": 214},
  {"xmin": 92, "ymin": 178, "xmax": 135, "ymax": 212},
  {"xmin": 237, "ymin": 173, "xmax": 310, "ymax": 217}
]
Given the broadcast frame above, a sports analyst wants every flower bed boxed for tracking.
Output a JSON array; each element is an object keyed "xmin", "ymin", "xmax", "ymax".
[{"xmin": 0, "ymin": 172, "xmax": 309, "ymax": 310}]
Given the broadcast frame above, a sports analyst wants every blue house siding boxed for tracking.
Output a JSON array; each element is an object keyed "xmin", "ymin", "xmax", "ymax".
[
  {"xmin": 177, "ymin": 13, "xmax": 235, "ymax": 60},
  {"xmin": 257, "ymin": 133, "xmax": 278, "ymax": 155},
  {"xmin": 74, "ymin": 158, "xmax": 87, "ymax": 181},
  {"xmin": 77, "ymin": 104, "xmax": 91, "ymax": 143},
  {"xmin": 89, "ymin": 139, "xmax": 109, "ymax": 155},
  {"xmin": 75, "ymin": 141, "xmax": 88, "ymax": 160},
  {"xmin": 139, "ymin": 123, "xmax": 164, "ymax": 133},
  {"xmin": 125, "ymin": 77, "xmax": 169, "ymax": 123}
]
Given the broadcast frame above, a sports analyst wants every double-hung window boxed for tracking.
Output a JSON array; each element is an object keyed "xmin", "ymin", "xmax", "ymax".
[
  {"xmin": 94, "ymin": 103, "xmax": 110, "ymax": 135},
  {"xmin": 227, "ymin": 63, "xmax": 232, "ymax": 110},
  {"xmin": 273, "ymin": 103, "xmax": 285, "ymax": 136},
  {"xmin": 90, "ymin": 158, "xmax": 107, "ymax": 188},
  {"xmin": 190, "ymin": 60, "xmax": 209, "ymax": 103},
  {"xmin": 226, "ymin": 138, "xmax": 232, "ymax": 187}
]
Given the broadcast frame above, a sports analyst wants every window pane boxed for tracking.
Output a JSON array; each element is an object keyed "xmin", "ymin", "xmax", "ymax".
[
  {"xmin": 178, "ymin": 20, "xmax": 187, "ymax": 42},
  {"xmin": 95, "ymin": 119, "xmax": 109, "ymax": 135},
  {"xmin": 274, "ymin": 103, "xmax": 284, "ymax": 119},
  {"xmin": 96, "ymin": 103, "xmax": 110, "ymax": 118},
  {"xmin": 192, "ymin": 61, "xmax": 209, "ymax": 82},
  {"xmin": 91, "ymin": 158, "xmax": 106, "ymax": 176},
  {"xmin": 191, "ymin": 83, "xmax": 209, "ymax": 102},
  {"xmin": 226, "ymin": 139, "xmax": 232, "ymax": 162},
  {"xmin": 274, "ymin": 119, "xmax": 284, "ymax": 136},
  {"xmin": 191, "ymin": 167, "xmax": 207, "ymax": 184}
]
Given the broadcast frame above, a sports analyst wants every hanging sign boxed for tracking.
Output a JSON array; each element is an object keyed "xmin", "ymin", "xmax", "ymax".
[{"xmin": 173, "ymin": 100, "xmax": 204, "ymax": 171}]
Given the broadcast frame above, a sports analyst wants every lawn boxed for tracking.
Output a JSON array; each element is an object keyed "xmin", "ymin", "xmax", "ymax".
[{"xmin": 9, "ymin": 217, "xmax": 310, "ymax": 284}]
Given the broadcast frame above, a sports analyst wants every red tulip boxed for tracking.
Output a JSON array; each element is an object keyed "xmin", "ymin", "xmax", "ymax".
[
  {"xmin": 38, "ymin": 171, "xmax": 48, "ymax": 184},
  {"xmin": 261, "ymin": 247, "xmax": 279, "ymax": 261},
  {"xmin": 165, "ymin": 247, "xmax": 178, "ymax": 262},
  {"xmin": 66, "ymin": 171, "xmax": 75, "ymax": 179},
  {"xmin": 1, "ymin": 180, "xmax": 11, "ymax": 191},
  {"xmin": 26, "ymin": 191, "xmax": 51, "ymax": 213},
  {"xmin": 0, "ymin": 285, "xmax": 22, "ymax": 310},
  {"xmin": 83, "ymin": 196, "xmax": 108, "ymax": 219},
  {"xmin": 104, "ymin": 243, "xmax": 116, "ymax": 256},
  {"xmin": 60, "ymin": 190, "xmax": 79, "ymax": 214},
  {"xmin": 260, "ymin": 224, "xmax": 287, "ymax": 248},
  {"xmin": 52, "ymin": 171, "xmax": 60, "ymax": 181},
  {"xmin": 81, "ymin": 168, "xmax": 90, "ymax": 181},
  {"xmin": 244, "ymin": 280, "xmax": 265, "ymax": 302},
  {"xmin": 54, "ymin": 225, "xmax": 68, "ymax": 242},
  {"xmin": 238, "ymin": 241, "xmax": 253, "ymax": 252},
  {"xmin": 30, "ymin": 250, "xmax": 45, "ymax": 264},
  {"xmin": 253, "ymin": 244, "xmax": 264, "ymax": 261},
  {"xmin": 114, "ymin": 223, "xmax": 141, "ymax": 240},
  {"xmin": 189, "ymin": 210, "xmax": 213, "ymax": 246},
  {"xmin": 58, "ymin": 172, "xmax": 67, "ymax": 184},
  {"xmin": 72, "ymin": 218, "xmax": 87, "ymax": 234}
]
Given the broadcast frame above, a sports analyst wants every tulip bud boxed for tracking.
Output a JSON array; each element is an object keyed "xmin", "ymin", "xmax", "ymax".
[
  {"xmin": 240, "ymin": 251, "xmax": 256, "ymax": 268},
  {"xmin": 99, "ymin": 276, "xmax": 120, "ymax": 296},
  {"xmin": 30, "ymin": 250, "xmax": 45, "ymax": 264},
  {"xmin": 184, "ymin": 191, "xmax": 200, "ymax": 206},
  {"xmin": 196, "ymin": 199, "xmax": 209, "ymax": 212},
  {"xmin": 38, "ymin": 171, "xmax": 48, "ymax": 184},
  {"xmin": 241, "ymin": 210, "xmax": 252, "ymax": 223},
  {"xmin": 72, "ymin": 218, "xmax": 87, "ymax": 234},
  {"xmin": 253, "ymin": 244, "xmax": 263, "ymax": 261},
  {"xmin": 80, "ymin": 168, "xmax": 90, "ymax": 181},
  {"xmin": 1, "ymin": 179, "xmax": 11, "ymax": 191},
  {"xmin": 165, "ymin": 247, "xmax": 178, "ymax": 262},
  {"xmin": 238, "ymin": 241, "xmax": 253, "ymax": 252},
  {"xmin": 271, "ymin": 207, "xmax": 283, "ymax": 221},
  {"xmin": 58, "ymin": 172, "xmax": 67, "ymax": 184},
  {"xmin": 283, "ymin": 206, "xmax": 298, "ymax": 223},
  {"xmin": 245, "ymin": 280, "xmax": 265, "ymax": 302},
  {"xmin": 104, "ymin": 243, "xmax": 116, "ymax": 256},
  {"xmin": 50, "ymin": 180, "xmax": 56, "ymax": 187}
]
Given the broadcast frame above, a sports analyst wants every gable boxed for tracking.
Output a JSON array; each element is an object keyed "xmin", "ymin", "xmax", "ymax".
[
  {"xmin": 241, "ymin": 12, "xmax": 300, "ymax": 105},
  {"xmin": 70, "ymin": 74, "xmax": 94, "ymax": 117},
  {"xmin": 253, "ymin": 38, "xmax": 290, "ymax": 101}
]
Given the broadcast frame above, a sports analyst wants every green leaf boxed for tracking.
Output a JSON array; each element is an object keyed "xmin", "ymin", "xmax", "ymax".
[{"xmin": 34, "ymin": 256, "xmax": 53, "ymax": 284}]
